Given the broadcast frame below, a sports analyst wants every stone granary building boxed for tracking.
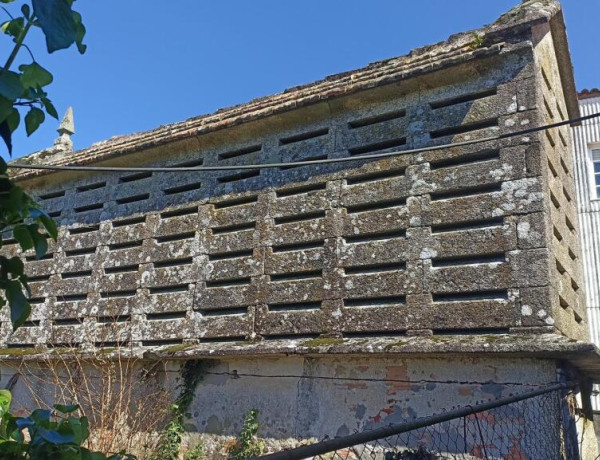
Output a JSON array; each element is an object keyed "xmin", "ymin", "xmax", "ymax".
[{"xmin": 3, "ymin": 0, "xmax": 600, "ymax": 457}]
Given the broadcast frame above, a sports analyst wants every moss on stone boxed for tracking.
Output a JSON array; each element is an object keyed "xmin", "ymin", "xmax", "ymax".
[
  {"xmin": 384, "ymin": 340, "xmax": 408, "ymax": 351},
  {"xmin": 97, "ymin": 347, "xmax": 117, "ymax": 354},
  {"xmin": 483, "ymin": 335, "xmax": 501, "ymax": 343},
  {"xmin": 0, "ymin": 347, "xmax": 43, "ymax": 356},
  {"xmin": 302, "ymin": 337, "xmax": 345, "ymax": 347},
  {"xmin": 164, "ymin": 343, "xmax": 195, "ymax": 354},
  {"xmin": 468, "ymin": 33, "xmax": 485, "ymax": 50},
  {"xmin": 429, "ymin": 336, "xmax": 452, "ymax": 343}
]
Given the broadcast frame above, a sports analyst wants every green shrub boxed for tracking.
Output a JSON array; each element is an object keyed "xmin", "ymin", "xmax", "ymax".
[
  {"xmin": 227, "ymin": 409, "xmax": 264, "ymax": 460},
  {"xmin": 184, "ymin": 441, "xmax": 205, "ymax": 460},
  {"xmin": 0, "ymin": 391, "xmax": 134, "ymax": 459},
  {"xmin": 150, "ymin": 408, "xmax": 184, "ymax": 460}
]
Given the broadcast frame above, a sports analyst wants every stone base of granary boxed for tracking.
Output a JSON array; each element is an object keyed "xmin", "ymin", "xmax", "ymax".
[
  {"xmin": 183, "ymin": 355, "xmax": 553, "ymax": 438},
  {"xmin": 172, "ymin": 353, "xmax": 599, "ymax": 459},
  {"xmin": 2, "ymin": 334, "xmax": 600, "ymax": 458},
  {"xmin": 182, "ymin": 354, "xmax": 597, "ymax": 459}
]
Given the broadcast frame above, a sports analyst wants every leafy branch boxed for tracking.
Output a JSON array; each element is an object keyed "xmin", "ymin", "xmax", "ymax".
[
  {"xmin": 0, "ymin": 3, "xmax": 137, "ymax": 459},
  {"xmin": 2, "ymin": 7, "xmax": 34, "ymax": 76},
  {"xmin": 0, "ymin": 394, "xmax": 134, "ymax": 459},
  {"xmin": 0, "ymin": 0, "xmax": 85, "ymax": 151},
  {"xmin": 0, "ymin": 0, "xmax": 86, "ymax": 330}
]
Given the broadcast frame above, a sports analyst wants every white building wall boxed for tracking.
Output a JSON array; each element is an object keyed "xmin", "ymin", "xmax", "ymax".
[{"xmin": 572, "ymin": 94, "xmax": 600, "ymax": 409}]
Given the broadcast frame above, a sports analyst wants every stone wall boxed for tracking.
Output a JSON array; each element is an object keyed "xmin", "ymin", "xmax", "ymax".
[
  {"xmin": 185, "ymin": 356, "xmax": 557, "ymax": 439},
  {"xmin": 0, "ymin": 354, "xmax": 580, "ymax": 459},
  {"xmin": 0, "ymin": 28, "xmax": 589, "ymax": 348},
  {"xmin": 532, "ymin": 18, "xmax": 587, "ymax": 340}
]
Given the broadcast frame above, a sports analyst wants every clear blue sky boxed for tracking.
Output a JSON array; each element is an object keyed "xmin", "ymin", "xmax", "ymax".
[{"xmin": 7, "ymin": 0, "xmax": 600, "ymax": 158}]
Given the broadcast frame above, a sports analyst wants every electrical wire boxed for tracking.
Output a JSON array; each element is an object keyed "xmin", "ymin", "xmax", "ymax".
[
  {"xmin": 7, "ymin": 112, "xmax": 600, "ymax": 173},
  {"xmin": 202, "ymin": 371, "xmax": 562, "ymax": 388},
  {"xmin": 4, "ymin": 365, "xmax": 566, "ymax": 388}
]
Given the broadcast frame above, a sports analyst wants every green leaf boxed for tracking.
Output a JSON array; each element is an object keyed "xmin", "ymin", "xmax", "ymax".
[
  {"xmin": 0, "ymin": 121, "xmax": 10, "ymax": 155},
  {"xmin": 6, "ymin": 108, "xmax": 19, "ymax": 132},
  {"xmin": 3, "ymin": 108, "xmax": 19, "ymax": 154},
  {"xmin": 19, "ymin": 62, "xmax": 53, "ymax": 89},
  {"xmin": 0, "ymin": 17, "xmax": 24, "ymax": 41},
  {"xmin": 0, "ymin": 71, "xmax": 24, "ymax": 101},
  {"xmin": 82, "ymin": 449, "xmax": 111, "ymax": 460},
  {"xmin": 6, "ymin": 280, "xmax": 30, "ymax": 330},
  {"xmin": 29, "ymin": 408, "xmax": 51, "ymax": 424},
  {"xmin": 21, "ymin": 4, "xmax": 30, "ymax": 18},
  {"xmin": 0, "ymin": 178, "xmax": 11, "ymax": 195},
  {"xmin": 32, "ymin": 0, "xmax": 77, "ymax": 53},
  {"xmin": 0, "ymin": 441, "xmax": 24, "ymax": 456},
  {"xmin": 37, "ymin": 426, "xmax": 75, "ymax": 444},
  {"xmin": 28, "ymin": 225, "xmax": 47, "ymax": 259},
  {"xmin": 41, "ymin": 97, "xmax": 58, "ymax": 119},
  {"xmin": 5, "ymin": 414, "xmax": 24, "ymax": 442},
  {"xmin": 3, "ymin": 257, "xmax": 24, "ymax": 277},
  {"xmin": 0, "ymin": 96, "xmax": 11, "ymax": 124},
  {"xmin": 25, "ymin": 107, "xmax": 45, "ymax": 136},
  {"xmin": 39, "ymin": 214, "xmax": 58, "ymax": 240},
  {"xmin": 7, "ymin": 184, "xmax": 24, "ymax": 212},
  {"xmin": 15, "ymin": 418, "xmax": 34, "ymax": 431},
  {"xmin": 13, "ymin": 225, "xmax": 33, "ymax": 251},
  {"xmin": 28, "ymin": 208, "xmax": 43, "ymax": 219},
  {"xmin": 68, "ymin": 415, "xmax": 89, "ymax": 445},
  {"xmin": 72, "ymin": 11, "xmax": 86, "ymax": 54},
  {"xmin": 0, "ymin": 390, "xmax": 12, "ymax": 417},
  {"xmin": 54, "ymin": 404, "xmax": 79, "ymax": 414}
]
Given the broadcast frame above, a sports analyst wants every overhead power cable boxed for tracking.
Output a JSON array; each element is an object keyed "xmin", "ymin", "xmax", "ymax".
[
  {"xmin": 202, "ymin": 371, "xmax": 561, "ymax": 388},
  {"xmin": 6, "ymin": 365, "xmax": 565, "ymax": 387},
  {"xmin": 7, "ymin": 112, "xmax": 600, "ymax": 173}
]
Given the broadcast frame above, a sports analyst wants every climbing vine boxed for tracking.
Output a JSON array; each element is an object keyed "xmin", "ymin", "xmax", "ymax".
[{"xmin": 152, "ymin": 360, "xmax": 213, "ymax": 460}]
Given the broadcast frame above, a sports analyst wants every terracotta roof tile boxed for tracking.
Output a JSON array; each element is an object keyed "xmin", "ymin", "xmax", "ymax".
[
  {"xmin": 12, "ymin": 0, "xmax": 563, "ymax": 181},
  {"xmin": 579, "ymin": 88, "xmax": 600, "ymax": 100}
]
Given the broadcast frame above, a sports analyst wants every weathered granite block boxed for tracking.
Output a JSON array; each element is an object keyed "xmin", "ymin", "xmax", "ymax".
[{"xmin": 1, "ymin": 0, "xmax": 589, "ymax": 350}]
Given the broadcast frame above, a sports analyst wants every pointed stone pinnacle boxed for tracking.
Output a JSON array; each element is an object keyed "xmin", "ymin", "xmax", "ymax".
[
  {"xmin": 54, "ymin": 107, "xmax": 74, "ymax": 151},
  {"xmin": 58, "ymin": 107, "xmax": 75, "ymax": 136}
]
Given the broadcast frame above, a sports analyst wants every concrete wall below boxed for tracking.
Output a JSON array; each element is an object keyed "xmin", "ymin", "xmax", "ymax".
[
  {"xmin": 0, "ymin": 355, "xmax": 591, "ymax": 458},
  {"xmin": 185, "ymin": 355, "xmax": 563, "ymax": 457}
]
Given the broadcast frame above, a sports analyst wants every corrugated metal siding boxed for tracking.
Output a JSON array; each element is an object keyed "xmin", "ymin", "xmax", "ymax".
[{"xmin": 572, "ymin": 96, "xmax": 600, "ymax": 409}]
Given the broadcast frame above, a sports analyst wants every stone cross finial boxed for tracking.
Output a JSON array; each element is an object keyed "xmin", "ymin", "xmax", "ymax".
[{"xmin": 54, "ymin": 107, "xmax": 74, "ymax": 151}]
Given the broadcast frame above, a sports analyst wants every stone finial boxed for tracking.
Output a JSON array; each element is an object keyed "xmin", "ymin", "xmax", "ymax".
[
  {"xmin": 54, "ymin": 107, "xmax": 74, "ymax": 151},
  {"xmin": 58, "ymin": 107, "xmax": 75, "ymax": 136}
]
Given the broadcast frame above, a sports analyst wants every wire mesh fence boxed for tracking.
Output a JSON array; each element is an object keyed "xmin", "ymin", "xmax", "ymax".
[{"xmin": 256, "ymin": 383, "xmax": 581, "ymax": 460}]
